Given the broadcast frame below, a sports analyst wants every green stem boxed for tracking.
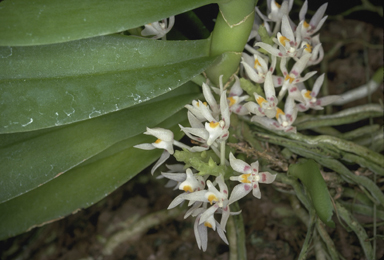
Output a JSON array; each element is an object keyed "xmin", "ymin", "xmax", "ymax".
[
  {"xmin": 336, "ymin": 202, "xmax": 374, "ymax": 260},
  {"xmin": 227, "ymin": 201, "xmax": 247, "ymax": 260},
  {"xmin": 206, "ymin": 0, "xmax": 255, "ymax": 85},
  {"xmin": 298, "ymin": 209, "xmax": 317, "ymax": 260},
  {"xmin": 294, "ymin": 104, "xmax": 383, "ymax": 130}
]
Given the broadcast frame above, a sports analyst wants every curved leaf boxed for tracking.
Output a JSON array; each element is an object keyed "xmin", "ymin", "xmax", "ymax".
[
  {"xmin": 288, "ymin": 159, "xmax": 335, "ymax": 228},
  {"xmin": 0, "ymin": 112, "xmax": 187, "ymax": 240},
  {"xmin": 0, "ymin": 83, "xmax": 201, "ymax": 203},
  {"xmin": 0, "ymin": 0, "xmax": 217, "ymax": 46},
  {"xmin": 0, "ymin": 34, "xmax": 214, "ymax": 133}
]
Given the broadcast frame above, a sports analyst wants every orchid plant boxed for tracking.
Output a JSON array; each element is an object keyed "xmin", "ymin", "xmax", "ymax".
[{"xmin": 1, "ymin": 0, "xmax": 383, "ymax": 259}]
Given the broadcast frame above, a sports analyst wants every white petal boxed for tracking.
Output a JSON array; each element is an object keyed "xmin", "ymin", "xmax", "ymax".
[
  {"xmin": 299, "ymin": 0, "xmax": 308, "ymax": 21},
  {"xmin": 202, "ymin": 83, "xmax": 219, "ymax": 116},
  {"xmin": 242, "ymin": 59, "xmax": 263, "ymax": 83},
  {"xmin": 220, "ymin": 206, "xmax": 230, "ymax": 231},
  {"xmin": 311, "ymin": 74, "xmax": 325, "ymax": 97},
  {"xmin": 151, "ymin": 150, "xmax": 170, "ymax": 175},
  {"xmin": 187, "ymin": 111, "xmax": 204, "ymax": 129},
  {"xmin": 228, "ymin": 183, "xmax": 252, "ymax": 205},
  {"xmin": 252, "ymin": 184, "xmax": 262, "ymax": 199},
  {"xmin": 199, "ymin": 204, "xmax": 219, "ymax": 225},
  {"xmin": 167, "ymin": 192, "xmax": 188, "ymax": 209},
  {"xmin": 229, "ymin": 75, "xmax": 243, "ymax": 96},
  {"xmin": 259, "ymin": 171, "xmax": 277, "ymax": 184},
  {"xmin": 229, "ymin": 153, "xmax": 252, "ymax": 173},
  {"xmin": 251, "ymin": 116, "xmax": 280, "ymax": 131},
  {"xmin": 161, "ymin": 172, "xmax": 186, "ymax": 182},
  {"xmin": 145, "ymin": 127, "xmax": 174, "ymax": 142},
  {"xmin": 291, "ymin": 54, "xmax": 311, "ymax": 76},
  {"xmin": 310, "ymin": 3, "xmax": 328, "ymax": 27},
  {"xmin": 281, "ymin": 15, "xmax": 294, "ymax": 41},
  {"xmin": 216, "ymin": 222, "xmax": 229, "ymax": 245},
  {"xmin": 264, "ymin": 71, "xmax": 276, "ymax": 99},
  {"xmin": 311, "ymin": 15, "xmax": 327, "ymax": 35},
  {"xmin": 133, "ymin": 143, "xmax": 155, "ymax": 150},
  {"xmin": 255, "ymin": 42, "xmax": 283, "ymax": 57}
]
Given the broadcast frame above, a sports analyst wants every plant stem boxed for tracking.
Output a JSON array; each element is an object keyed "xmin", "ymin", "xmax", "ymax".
[{"xmin": 206, "ymin": 0, "xmax": 255, "ymax": 85}]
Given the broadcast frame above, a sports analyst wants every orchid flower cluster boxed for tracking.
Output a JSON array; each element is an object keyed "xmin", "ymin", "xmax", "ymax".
[
  {"xmin": 242, "ymin": 0, "xmax": 340, "ymax": 133},
  {"xmin": 135, "ymin": 76, "xmax": 276, "ymax": 251},
  {"xmin": 135, "ymin": 0, "xmax": 339, "ymax": 252}
]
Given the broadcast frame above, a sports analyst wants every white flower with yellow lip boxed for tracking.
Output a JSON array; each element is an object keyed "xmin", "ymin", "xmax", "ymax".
[
  {"xmin": 244, "ymin": 71, "xmax": 278, "ymax": 118},
  {"xmin": 255, "ymin": 0, "xmax": 294, "ymax": 35},
  {"xmin": 289, "ymin": 74, "xmax": 341, "ymax": 112},
  {"xmin": 241, "ymin": 52, "xmax": 276, "ymax": 84},
  {"xmin": 226, "ymin": 75, "xmax": 249, "ymax": 115},
  {"xmin": 299, "ymin": 1, "xmax": 328, "ymax": 39},
  {"xmin": 141, "ymin": 16, "xmax": 175, "ymax": 39},
  {"xmin": 251, "ymin": 96, "xmax": 298, "ymax": 133},
  {"xmin": 229, "ymin": 153, "xmax": 276, "ymax": 201},
  {"xmin": 204, "ymin": 91, "xmax": 230, "ymax": 146},
  {"xmin": 275, "ymin": 54, "xmax": 317, "ymax": 101},
  {"xmin": 193, "ymin": 208, "xmax": 228, "ymax": 251},
  {"xmin": 306, "ymin": 35, "xmax": 324, "ymax": 65},
  {"xmin": 255, "ymin": 15, "xmax": 301, "ymax": 58},
  {"xmin": 179, "ymin": 168, "xmax": 206, "ymax": 193},
  {"xmin": 134, "ymin": 127, "xmax": 191, "ymax": 174}
]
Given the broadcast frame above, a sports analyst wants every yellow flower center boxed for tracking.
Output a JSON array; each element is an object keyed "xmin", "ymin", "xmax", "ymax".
[
  {"xmin": 183, "ymin": 185, "xmax": 193, "ymax": 193},
  {"xmin": 304, "ymin": 44, "xmax": 312, "ymax": 53},
  {"xmin": 155, "ymin": 139, "xmax": 162, "ymax": 144},
  {"xmin": 208, "ymin": 194, "xmax": 218, "ymax": 205},
  {"xmin": 275, "ymin": 1, "xmax": 281, "ymax": 8},
  {"xmin": 227, "ymin": 97, "xmax": 236, "ymax": 107},
  {"xmin": 279, "ymin": 35, "xmax": 290, "ymax": 46},
  {"xmin": 285, "ymin": 75, "xmax": 295, "ymax": 84},
  {"xmin": 276, "ymin": 108, "xmax": 285, "ymax": 119},
  {"xmin": 254, "ymin": 58, "xmax": 261, "ymax": 68},
  {"xmin": 303, "ymin": 21, "xmax": 310, "ymax": 28},
  {"xmin": 256, "ymin": 96, "xmax": 267, "ymax": 106},
  {"xmin": 204, "ymin": 222, "xmax": 213, "ymax": 228},
  {"xmin": 240, "ymin": 174, "xmax": 252, "ymax": 184},
  {"xmin": 304, "ymin": 90, "xmax": 312, "ymax": 99},
  {"xmin": 209, "ymin": 121, "xmax": 220, "ymax": 128}
]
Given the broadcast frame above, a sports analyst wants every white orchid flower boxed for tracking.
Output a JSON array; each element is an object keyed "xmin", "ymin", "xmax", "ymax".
[
  {"xmin": 275, "ymin": 54, "xmax": 317, "ymax": 101},
  {"xmin": 141, "ymin": 16, "xmax": 175, "ymax": 39},
  {"xmin": 255, "ymin": 15, "xmax": 301, "ymax": 58},
  {"xmin": 179, "ymin": 168, "xmax": 206, "ymax": 193},
  {"xmin": 251, "ymin": 96, "xmax": 298, "ymax": 133},
  {"xmin": 229, "ymin": 153, "xmax": 276, "ymax": 201},
  {"xmin": 255, "ymin": 0, "xmax": 294, "ymax": 34},
  {"xmin": 193, "ymin": 208, "xmax": 228, "ymax": 251},
  {"xmin": 306, "ymin": 35, "xmax": 324, "ymax": 65},
  {"xmin": 241, "ymin": 51, "xmax": 276, "ymax": 84},
  {"xmin": 134, "ymin": 127, "xmax": 191, "ymax": 174},
  {"xmin": 226, "ymin": 75, "xmax": 249, "ymax": 115},
  {"xmin": 289, "ymin": 74, "xmax": 341, "ymax": 112},
  {"xmin": 299, "ymin": 1, "xmax": 328, "ymax": 39},
  {"xmin": 158, "ymin": 164, "xmax": 187, "ymax": 190},
  {"xmin": 244, "ymin": 71, "xmax": 278, "ymax": 119}
]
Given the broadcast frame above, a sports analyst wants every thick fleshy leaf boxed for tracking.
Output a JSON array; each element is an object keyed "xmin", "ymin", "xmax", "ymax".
[
  {"xmin": 0, "ymin": 0, "xmax": 217, "ymax": 46},
  {"xmin": 0, "ymin": 113, "xmax": 187, "ymax": 241},
  {"xmin": 288, "ymin": 159, "xmax": 335, "ymax": 228},
  {"xmin": 0, "ymin": 83, "xmax": 201, "ymax": 204},
  {"xmin": 0, "ymin": 34, "xmax": 214, "ymax": 133}
]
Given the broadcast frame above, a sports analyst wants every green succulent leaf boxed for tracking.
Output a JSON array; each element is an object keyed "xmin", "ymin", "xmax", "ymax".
[
  {"xmin": 0, "ymin": 0, "xmax": 219, "ymax": 46},
  {"xmin": 288, "ymin": 159, "xmax": 335, "ymax": 228},
  {"xmin": 0, "ymin": 83, "xmax": 201, "ymax": 204},
  {"xmin": 0, "ymin": 112, "xmax": 187, "ymax": 241},
  {"xmin": 0, "ymin": 34, "xmax": 214, "ymax": 133}
]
